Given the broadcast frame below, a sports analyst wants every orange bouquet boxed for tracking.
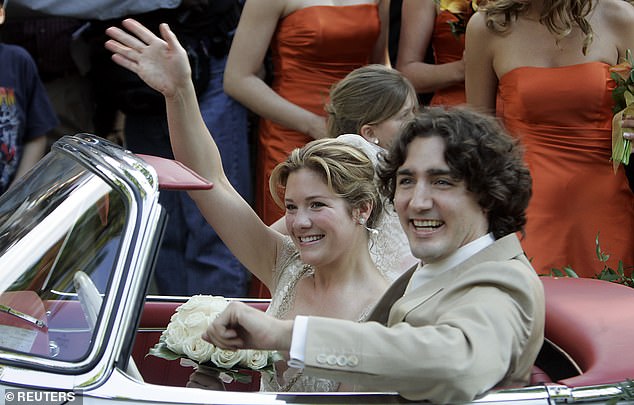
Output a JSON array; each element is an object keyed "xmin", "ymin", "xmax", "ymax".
[{"xmin": 609, "ymin": 49, "xmax": 634, "ymax": 173}]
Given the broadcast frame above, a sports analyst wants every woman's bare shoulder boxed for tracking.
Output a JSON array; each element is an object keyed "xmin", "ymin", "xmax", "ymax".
[
  {"xmin": 598, "ymin": 0, "xmax": 634, "ymax": 25},
  {"xmin": 466, "ymin": 10, "xmax": 489, "ymax": 33},
  {"xmin": 466, "ymin": 10, "xmax": 503, "ymax": 46},
  {"xmin": 242, "ymin": 0, "xmax": 287, "ymax": 18},
  {"xmin": 596, "ymin": 0, "xmax": 634, "ymax": 53}
]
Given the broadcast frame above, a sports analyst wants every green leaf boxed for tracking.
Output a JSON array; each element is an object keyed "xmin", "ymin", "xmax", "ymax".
[
  {"xmin": 597, "ymin": 270, "xmax": 621, "ymax": 282},
  {"xmin": 621, "ymin": 148, "xmax": 628, "ymax": 164},
  {"xmin": 562, "ymin": 266, "xmax": 579, "ymax": 278},
  {"xmin": 550, "ymin": 268, "xmax": 564, "ymax": 277},
  {"xmin": 147, "ymin": 342, "xmax": 182, "ymax": 361}
]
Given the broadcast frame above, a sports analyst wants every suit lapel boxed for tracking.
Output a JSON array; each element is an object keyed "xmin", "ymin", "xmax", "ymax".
[
  {"xmin": 384, "ymin": 234, "xmax": 525, "ymax": 325},
  {"xmin": 366, "ymin": 264, "xmax": 417, "ymax": 324},
  {"xmin": 387, "ymin": 286, "xmax": 444, "ymax": 325}
]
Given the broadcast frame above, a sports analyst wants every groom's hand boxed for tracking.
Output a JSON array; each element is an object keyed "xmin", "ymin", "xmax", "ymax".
[{"xmin": 203, "ymin": 301, "xmax": 294, "ymax": 352}]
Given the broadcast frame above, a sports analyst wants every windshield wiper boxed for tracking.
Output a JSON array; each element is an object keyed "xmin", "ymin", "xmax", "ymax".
[{"xmin": 0, "ymin": 304, "xmax": 46, "ymax": 328}]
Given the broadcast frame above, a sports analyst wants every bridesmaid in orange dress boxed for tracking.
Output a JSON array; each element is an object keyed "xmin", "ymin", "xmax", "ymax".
[
  {"xmin": 465, "ymin": 0, "xmax": 634, "ymax": 278},
  {"xmin": 224, "ymin": 0, "xmax": 390, "ymax": 230},
  {"xmin": 397, "ymin": 0, "xmax": 476, "ymax": 106}
]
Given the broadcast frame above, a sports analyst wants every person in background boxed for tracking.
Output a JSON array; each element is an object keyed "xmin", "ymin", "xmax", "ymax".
[
  {"xmin": 0, "ymin": 13, "xmax": 95, "ymax": 148},
  {"xmin": 6, "ymin": 0, "xmax": 182, "ymax": 20},
  {"xmin": 85, "ymin": 0, "xmax": 252, "ymax": 297},
  {"xmin": 3, "ymin": 0, "xmax": 208, "ymax": 148},
  {"xmin": 465, "ymin": 0, "xmax": 634, "ymax": 277},
  {"xmin": 0, "ymin": 0, "xmax": 58, "ymax": 195},
  {"xmin": 202, "ymin": 106, "xmax": 545, "ymax": 403},
  {"xmin": 396, "ymin": 0, "xmax": 477, "ymax": 106},
  {"xmin": 105, "ymin": 19, "xmax": 394, "ymax": 392},
  {"xmin": 326, "ymin": 64, "xmax": 417, "ymax": 149},
  {"xmin": 224, "ymin": 0, "xmax": 390, "ymax": 232}
]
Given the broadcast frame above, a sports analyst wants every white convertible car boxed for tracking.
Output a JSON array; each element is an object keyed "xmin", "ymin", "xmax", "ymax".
[{"xmin": 0, "ymin": 134, "xmax": 633, "ymax": 404}]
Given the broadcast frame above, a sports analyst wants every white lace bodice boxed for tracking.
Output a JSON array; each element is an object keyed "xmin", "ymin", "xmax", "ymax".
[{"xmin": 261, "ymin": 237, "xmax": 373, "ymax": 392}]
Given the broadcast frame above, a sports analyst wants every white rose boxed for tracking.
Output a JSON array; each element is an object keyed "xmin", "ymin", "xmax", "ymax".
[
  {"xmin": 177, "ymin": 295, "xmax": 212, "ymax": 312},
  {"xmin": 176, "ymin": 295, "xmax": 229, "ymax": 318},
  {"xmin": 182, "ymin": 336, "xmax": 215, "ymax": 363},
  {"xmin": 240, "ymin": 349, "xmax": 269, "ymax": 370},
  {"xmin": 163, "ymin": 295, "xmax": 231, "ymax": 362},
  {"xmin": 163, "ymin": 318, "xmax": 188, "ymax": 354},
  {"xmin": 210, "ymin": 348, "xmax": 246, "ymax": 369},
  {"xmin": 182, "ymin": 311, "xmax": 209, "ymax": 331},
  {"xmin": 207, "ymin": 297, "xmax": 230, "ymax": 315}
]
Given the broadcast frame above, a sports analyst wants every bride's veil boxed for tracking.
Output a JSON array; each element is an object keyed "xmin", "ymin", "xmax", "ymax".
[{"xmin": 336, "ymin": 134, "xmax": 418, "ymax": 281}]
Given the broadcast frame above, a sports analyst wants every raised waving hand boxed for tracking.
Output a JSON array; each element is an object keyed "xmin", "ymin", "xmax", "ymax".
[{"xmin": 105, "ymin": 19, "xmax": 191, "ymax": 99}]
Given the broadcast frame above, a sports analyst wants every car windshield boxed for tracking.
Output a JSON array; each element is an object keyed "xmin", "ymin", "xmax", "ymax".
[{"xmin": 0, "ymin": 153, "xmax": 127, "ymax": 362}]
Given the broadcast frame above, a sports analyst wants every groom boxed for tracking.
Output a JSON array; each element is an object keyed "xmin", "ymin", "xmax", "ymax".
[{"xmin": 202, "ymin": 107, "xmax": 545, "ymax": 404}]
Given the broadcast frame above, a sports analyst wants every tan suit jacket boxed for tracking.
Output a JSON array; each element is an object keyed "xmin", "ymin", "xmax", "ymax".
[{"xmin": 303, "ymin": 234, "xmax": 545, "ymax": 403}]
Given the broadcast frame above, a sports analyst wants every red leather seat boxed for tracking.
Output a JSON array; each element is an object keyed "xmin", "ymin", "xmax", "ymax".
[{"xmin": 541, "ymin": 277, "xmax": 634, "ymax": 387}]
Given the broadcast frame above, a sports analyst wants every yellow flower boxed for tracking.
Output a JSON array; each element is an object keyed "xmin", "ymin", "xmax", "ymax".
[
  {"xmin": 438, "ymin": 0, "xmax": 471, "ymax": 14},
  {"xmin": 610, "ymin": 60, "xmax": 632, "ymax": 82},
  {"xmin": 435, "ymin": 0, "xmax": 482, "ymax": 38},
  {"xmin": 437, "ymin": 0, "xmax": 481, "ymax": 13}
]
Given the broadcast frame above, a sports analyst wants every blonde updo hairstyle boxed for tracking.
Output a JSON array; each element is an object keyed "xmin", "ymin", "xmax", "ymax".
[
  {"xmin": 325, "ymin": 64, "xmax": 418, "ymax": 138},
  {"xmin": 269, "ymin": 138, "xmax": 383, "ymax": 229},
  {"xmin": 482, "ymin": 0, "xmax": 595, "ymax": 54}
]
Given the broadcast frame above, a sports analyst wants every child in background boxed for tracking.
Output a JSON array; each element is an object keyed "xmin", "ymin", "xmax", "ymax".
[{"xmin": 0, "ymin": 0, "xmax": 58, "ymax": 195}]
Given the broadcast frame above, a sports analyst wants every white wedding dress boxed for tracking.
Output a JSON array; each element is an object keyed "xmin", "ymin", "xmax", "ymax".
[
  {"xmin": 260, "ymin": 135, "xmax": 416, "ymax": 392},
  {"xmin": 261, "ymin": 237, "xmax": 371, "ymax": 392}
]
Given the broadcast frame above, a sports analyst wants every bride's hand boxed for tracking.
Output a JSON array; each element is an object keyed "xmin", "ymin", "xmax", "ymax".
[
  {"xmin": 186, "ymin": 366, "xmax": 226, "ymax": 391},
  {"xmin": 104, "ymin": 19, "xmax": 192, "ymax": 99}
]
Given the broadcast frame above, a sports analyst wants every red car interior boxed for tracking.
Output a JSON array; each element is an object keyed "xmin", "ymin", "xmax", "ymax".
[
  {"xmin": 130, "ymin": 277, "xmax": 634, "ymax": 391},
  {"xmin": 540, "ymin": 277, "xmax": 634, "ymax": 387}
]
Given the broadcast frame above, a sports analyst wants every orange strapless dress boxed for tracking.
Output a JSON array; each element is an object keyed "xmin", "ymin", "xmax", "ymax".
[
  {"xmin": 256, "ymin": 4, "xmax": 380, "ymax": 225},
  {"xmin": 498, "ymin": 62, "xmax": 634, "ymax": 277},
  {"xmin": 429, "ymin": 9, "xmax": 469, "ymax": 106}
]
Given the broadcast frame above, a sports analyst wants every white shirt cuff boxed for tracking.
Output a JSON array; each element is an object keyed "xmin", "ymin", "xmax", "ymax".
[{"xmin": 288, "ymin": 315, "xmax": 308, "ymax": 368}]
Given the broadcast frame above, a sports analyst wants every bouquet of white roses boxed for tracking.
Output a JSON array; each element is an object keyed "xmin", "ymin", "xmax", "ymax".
[{"xmin": 148, "ymin": 295, "xmax": 281, "ymax": 384}]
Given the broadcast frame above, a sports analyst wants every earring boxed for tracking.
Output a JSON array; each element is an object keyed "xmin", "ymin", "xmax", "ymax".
[
  {"xmin": 372, "ymin": 138, "xmax": 379, "ymax": 145},
  {"xmin": 358, "ymin": 217, "xmax": 379, "ymax": 235}
]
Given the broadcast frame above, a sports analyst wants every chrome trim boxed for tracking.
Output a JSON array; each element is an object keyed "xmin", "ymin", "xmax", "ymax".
[
  {"xmin": 563, "ymin": 382, "xmax": 633, "ymax": 403},
  {"xmin": 473, "ymin": 385, "xmax": 551, "ymax": 403},
  {"xmin": 85, "ymin": 368, "xmax": 286, "ymax": 404}
]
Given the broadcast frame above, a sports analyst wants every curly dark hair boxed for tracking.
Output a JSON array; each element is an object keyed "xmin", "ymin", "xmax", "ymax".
[{"xmin": 377, "ymin": 106, "xmax": 532, "ymax": 239}]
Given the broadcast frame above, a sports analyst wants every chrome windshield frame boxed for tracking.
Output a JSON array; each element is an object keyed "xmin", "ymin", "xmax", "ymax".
[{"xmin": 0, "ymin": 134, "xmax": 165, "ymax": 391}]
